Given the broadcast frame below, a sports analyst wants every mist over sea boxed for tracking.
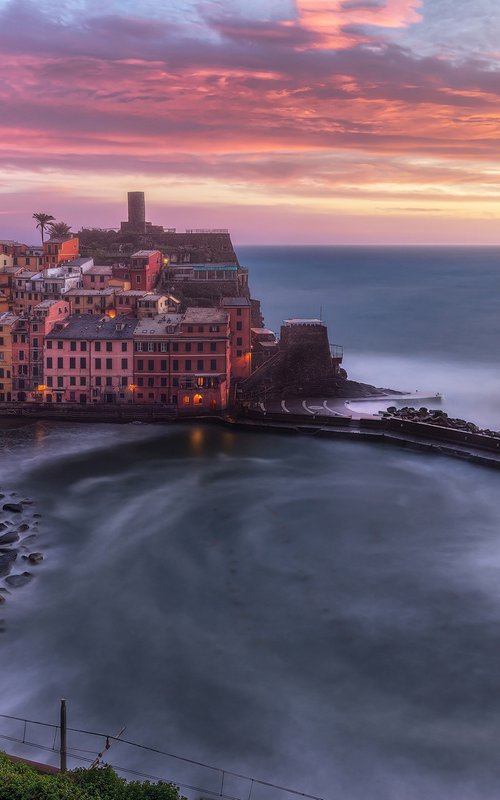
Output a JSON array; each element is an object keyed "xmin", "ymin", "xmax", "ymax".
[{"xmin": 2, "ymin": 246, "xmax": 500, "ymax": 799}]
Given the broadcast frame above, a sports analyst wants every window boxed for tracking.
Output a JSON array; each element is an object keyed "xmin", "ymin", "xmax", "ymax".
[
  {"xmin": 237, "ymin": 350, "xmax": 242, "ymax": 357},
  {"xmin": 138, "ymin": 377, "xmax": 144, "ymax": 387},
  {"xmin": 237, "ymin": 308, "xmax": 242, "ymax": 316},
  {"xmin": 147, "ymin": 377, "xmax": 154, "ymax": 387},
  {"xmin": 198, "ymin": 326, "xmax": 204, "ymax": 333},
  {"xmin": 197, "ymin": 342, "xmax": 203, "ymax": 352},
  {"xmin": 210, "ymin": 359, "xmax": 216, "ymax": 371},
  {"xmin": 106, "ymin": 358, "xmax": 112, "ymax": 370},
  {"xmin": 236, "ymin": 322, "xmax": 242, "ymax": 331},
  {"xmin": 137, "ymin": 359, "xmax": 144, "ymax": 371},
  {"xmin": 57, "ymin": 340, "xmax": 63, "ymax": 349},
  {"xmin": 148, "ymin": 342, "xmax": 155, "ymax": 352},
  {"xmin": 106, "ymin": 342, "xmax": 112, "ymax": 352},
  {"xmin": 187, "ymin": 326, "xmax": 193, "ymax": 333},
  {"xmin": 173, "ymin": 360, "xmax": 179, "ymax": 371},
  {"xmin": 94, "ymin": 358, "xmax": 101, "ymax": 369},
  {"xmin": 121, "ymin": 342, "xmax": 127, "ymax": 352},
  {"xmin": 80, "ymin": 376, "xmax": 86, "ymax": 386},
  {"xmin": 237, "ymin": 337, "xmax": 242, "ymax": 346},
  {"xmin": 183, "ymin": 395, "xmax": 190, "ymax": 405},
  {"xmin": 160, "ymin": 360, "xmax": 167, "ymax": 371},
  {"xmin": 121, "ymin": 377, "xmax": 127, "ymax": 386},
  {"xmin": 95, "ymin": 342, "xmax": 101, "ymax": 352},
  {"xmin": 160, "ymin": 378, "xmax": 167, "ymax": 387},
  {"xmin": 121, "ymin": 358, "xmax": 128, "ymax": 370},
  {"xmin": 197, "ymin": 360, "xmax": 203, "ymax": 370},
  {"xmin": 136, "ymin": 275, "xmax": 141, "ymax": 284},
  {"xmin": 32, "ymin": 338, "xmax": 38, "ymax": 348},
  {"xmin": 194, "ymin": 393, "xmax": 203, "ymax": 405},
  {"xmin": 47, "ymin": 376, "xmax": 53, "ymax": 387},
  {"xmin": 185, "ymin": 359, "xmax": 191, "ymax": 371},
  {"xmin": 160, "ymin": 342, "xmax": 168, "ymax": 352},
  {"xmin": 185, "ymin": 342, "xmax": 192, "ymax": 352},
  {"xmin": 70, "ymin": 376, "xmax": 76, "ymax": 386},
  {"xmin": 96, "ymin": 377, "xmax": 102, "ymax": 386},
  {"xmin": 210, "ymin": 325, "xmax": 219, "ymax": 332},
  {"xmin": 57, "ymin": 357, "xmax": 63, "ymax": 369},
  {"xmin": 106, "ymin": 377, "xmax": 112, "ymax": 386},
  {"xmin": 173, "ymin": 377, "xmax": 179, "ymax": 387},
  {"xmin": 80, "ymin": 357, "xmax": 86, "ymax": 368},
  {"xmin": 148, "ymin": 359, "xmax": 154, "ymax": 371},
  {"xmin": 81, "ymin": 341, "xmax": 87, "ymax": 351},
  {"xmin": 70, "ymin": 391, "xmax": 75, "ymax": 402},
  {"xmin": 172, "ymin": 342, "xmax": 179, "ymax": 352},
  {"xmin": 57, "ymin": 376, "xmax": 63, "ymax": 388},
  {"xmin": 136, "ymin": 342, "xmax": 143, "ymax": 351},
  {"xmin": 70, "ymin": 341, "xmax": 76, "ymax": 351},
  {"xmin": 69, "ymin": 357, "xmax": 76, "ymax": 369},
  {"xmin": 47, "ymin": 340, "xmax": 53, "ymax": 349},
  {"xmin": 210, "ymin": 342, "xmax": 217, "ymax": 352}
]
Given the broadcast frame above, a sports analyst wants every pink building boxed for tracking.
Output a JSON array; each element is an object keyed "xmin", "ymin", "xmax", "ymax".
[
  {"xmin": 81, "ymin": 265, "xmax": 113, "ymax": 290},
  {"xmin": 133, "ymin": 307, "xmax": 231, "ymax": 410},
  {"xmin": 114, "ymin": 250, "xmax": 162, "ymax": 292},
  {"xmin": 221, "ymin": 297, "xmax": 252, "ymax": 380},
  {"xmin": 44, "ymin": 315, "xmax": 138, "ymax": 404},
  {"xmin": 12, "ymin": 299, "xmax": 71, "ymax": 401}
]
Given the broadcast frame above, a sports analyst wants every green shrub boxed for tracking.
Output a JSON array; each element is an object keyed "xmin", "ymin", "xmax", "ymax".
[{"xmin": 0, "ymin": 753, "xmax": 185, "ymax": 800}]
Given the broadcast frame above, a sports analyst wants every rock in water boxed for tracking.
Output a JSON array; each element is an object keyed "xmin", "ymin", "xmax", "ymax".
[
  {"xmin": 0, "ymin": 552, "xmax": 17, "ymax": 577},
  {"xmin": 5, "ymin": 572, "xmax": 33, "ymax": 588},
  {"xmin": 0, "ymin": 532, "xmax": 19, "ymax": 546},
  {"xmin": 27, "ymin": 553, "xmax": 43, "ymax": 565},
  {"xmin": 17, "ymin": 523, "xmax": 30, "ymax": 532},
  {"xmin": 3, "ymin": 503, "xmax": 22, "ymax": 513}
]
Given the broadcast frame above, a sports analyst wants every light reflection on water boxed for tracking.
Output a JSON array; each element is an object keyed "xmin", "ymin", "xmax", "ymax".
[{"xmin": 1, "ymin": 420, "xmax": 500, "ymax": 800}]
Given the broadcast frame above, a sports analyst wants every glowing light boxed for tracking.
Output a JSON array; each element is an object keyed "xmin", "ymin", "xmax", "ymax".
[
  {"xmin": 107, "ymin": 309, "xmax": 117, "ymax": 319},
  {"xmin": 194, "ymin": 393, "xmax": 203, "ymax": 405},
  {"xmin": 37, "ymin": 384, "xmax": 46, "ymax": 391}
]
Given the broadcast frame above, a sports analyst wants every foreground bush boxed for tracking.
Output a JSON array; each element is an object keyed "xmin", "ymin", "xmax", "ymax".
[{"xmin": 0, "ymin": 753, "xmax": 184, "ymax": 800}]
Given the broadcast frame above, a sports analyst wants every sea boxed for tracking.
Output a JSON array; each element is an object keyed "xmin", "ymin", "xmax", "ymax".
[{"xmin": 1, "ymin": 246, "xmax": 500, "ymax": 800}]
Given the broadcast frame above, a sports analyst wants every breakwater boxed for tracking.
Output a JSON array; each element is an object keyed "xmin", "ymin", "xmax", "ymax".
[{"xmin": 1, "ymin": 402, "xmax": 500, "ymax": 470}]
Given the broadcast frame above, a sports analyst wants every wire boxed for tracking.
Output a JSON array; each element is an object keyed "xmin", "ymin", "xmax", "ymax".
[{"xmin": 0, "ymin": 713, "xmax": 328, "ymax": 800}]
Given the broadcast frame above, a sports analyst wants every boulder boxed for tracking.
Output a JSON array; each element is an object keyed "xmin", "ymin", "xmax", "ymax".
[
  {"xmin": 33, "ymin": 513, "xmax": 42, "ymax": 519},
  {"xmin": 17, "ymin": 523, "xmax": 30, "ymax": 532},
  {"xmin": 27, "ymin": 553, "xmax": 43, "ymax": 565},
  {"xmin": 5, "ymin": 572, "xmax": 33, "ymax": 588},
  {"xmin": 0, "ymin": 551, "xmax": 17, "ymax": 577},
  {"xmin": 0, "ymin": 532, "xmax": 19, "ymax": 546},
  {"xmin": 3, "ymin": 503, "xmax": 22, "ymax": 514}
]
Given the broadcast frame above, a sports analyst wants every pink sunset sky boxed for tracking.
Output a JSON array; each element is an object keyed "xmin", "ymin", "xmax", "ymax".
[{"xmin": 1, "ymin": 0, "xmax": 500, "ymax": 244}]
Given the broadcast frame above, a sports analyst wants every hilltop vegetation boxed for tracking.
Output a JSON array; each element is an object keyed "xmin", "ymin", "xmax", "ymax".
[{"xmin": 0, "ymin": 753, "xmax": 184, "ymax": 800}]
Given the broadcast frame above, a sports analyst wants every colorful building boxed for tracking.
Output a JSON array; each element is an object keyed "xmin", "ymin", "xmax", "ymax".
[
  {"xmin": 43, "ymin": 236, "xmax": 80, "ymax": 268},
  {"xmin": 44, "ymin": 315, "xmax": 138, "ymax": 404},
  {"xmin": 221, "ymin": 297, "xmax": 252, "ymax": 380},
  {"xmin": 132, "ymin": 307, "xmax": 230, "ymax": 409},
  {"xmin": 0, "ymin": 312, "xmax": 19, "ymax": 401},
  {"xmin": 12, "ymin": 299, "xmax": 70, "ymax": 401}
]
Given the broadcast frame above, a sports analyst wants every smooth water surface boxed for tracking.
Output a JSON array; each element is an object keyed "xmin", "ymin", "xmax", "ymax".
[{"xmin": 1, "ymin": 247, "xmax": 500, "ymax": 800}]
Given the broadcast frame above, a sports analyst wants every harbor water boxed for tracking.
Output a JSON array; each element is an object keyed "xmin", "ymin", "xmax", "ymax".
[{"xmin": 2, "ymin": 246, "xmax": 500, "ymax": 800}]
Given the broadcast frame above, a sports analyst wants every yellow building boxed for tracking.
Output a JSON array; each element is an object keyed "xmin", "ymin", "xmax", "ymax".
[{"xmin": 0, "ymin": 312, "xmax": 19, "ymax": 401}]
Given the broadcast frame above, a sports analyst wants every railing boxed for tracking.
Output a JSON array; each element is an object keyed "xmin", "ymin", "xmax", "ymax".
[{"xmin": 0, "ymin": 711, "xmax": 327, "ymax": 800}]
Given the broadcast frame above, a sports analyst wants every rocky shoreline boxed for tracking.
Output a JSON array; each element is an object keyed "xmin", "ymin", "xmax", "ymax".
[
  {"xmin": 383, "ymin": 406, "xmax": 500, "ymax": 438},
  {"xmin": 0, "ymin": 493, "xmax": 44, "ymax": 629}
]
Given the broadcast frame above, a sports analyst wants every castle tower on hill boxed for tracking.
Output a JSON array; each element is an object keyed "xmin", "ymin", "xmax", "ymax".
[{"xmin": 120, "ymin": 191, "xmax": 163, "ymax": 236}]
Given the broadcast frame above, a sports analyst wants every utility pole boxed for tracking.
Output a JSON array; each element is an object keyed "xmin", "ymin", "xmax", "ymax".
[{"xmin": 60, "ymin": 699, "xmax": 67, "ymax": 773}]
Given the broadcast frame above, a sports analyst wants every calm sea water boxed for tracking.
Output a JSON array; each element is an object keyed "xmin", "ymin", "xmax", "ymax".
[{"xmin": 2, "ymin": 247, "xmax": 500, "ymax": 800}]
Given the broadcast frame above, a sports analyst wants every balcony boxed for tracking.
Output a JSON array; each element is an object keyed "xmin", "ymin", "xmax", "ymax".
[{"xmin": 330, "ymin": 343, "xmax": 343, "ymax": 360}]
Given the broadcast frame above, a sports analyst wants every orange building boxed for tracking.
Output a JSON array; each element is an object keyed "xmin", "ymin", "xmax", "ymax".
[
  {"xmin": 221, "ymin": 297, "xmax": 252, "ymax": 380},
  {"xmin": 43, "ymin": 236, "xmax": 79, "ymax": 268},
  {"xmin": 0, "ymin": 312, "xmax": 19, "ymax": 401}
]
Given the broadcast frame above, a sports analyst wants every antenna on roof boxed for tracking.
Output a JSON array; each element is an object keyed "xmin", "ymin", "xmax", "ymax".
[{"xmin": 319, "ymin": 305, "xmax": 322, "ymax": 321}]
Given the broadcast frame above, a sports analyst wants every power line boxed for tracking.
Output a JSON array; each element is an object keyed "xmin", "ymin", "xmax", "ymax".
[{"xmin": 0, "ymin": 712, "xmax": 328, "ymax": 800}]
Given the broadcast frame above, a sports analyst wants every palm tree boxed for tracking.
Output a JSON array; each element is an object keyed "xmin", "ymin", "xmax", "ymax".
[
  {"xmin": 47, "ymin": 221, "xmax": 72, "ymax": 239},
  {"xmin": 32, "ymin": 212, "xmax": 55, "ymax": 244}
]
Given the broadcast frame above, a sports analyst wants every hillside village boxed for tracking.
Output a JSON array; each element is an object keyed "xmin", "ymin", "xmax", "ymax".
[{"xmin": 0, "ymin": 194, "xmax": 344, "ymax": 412}]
